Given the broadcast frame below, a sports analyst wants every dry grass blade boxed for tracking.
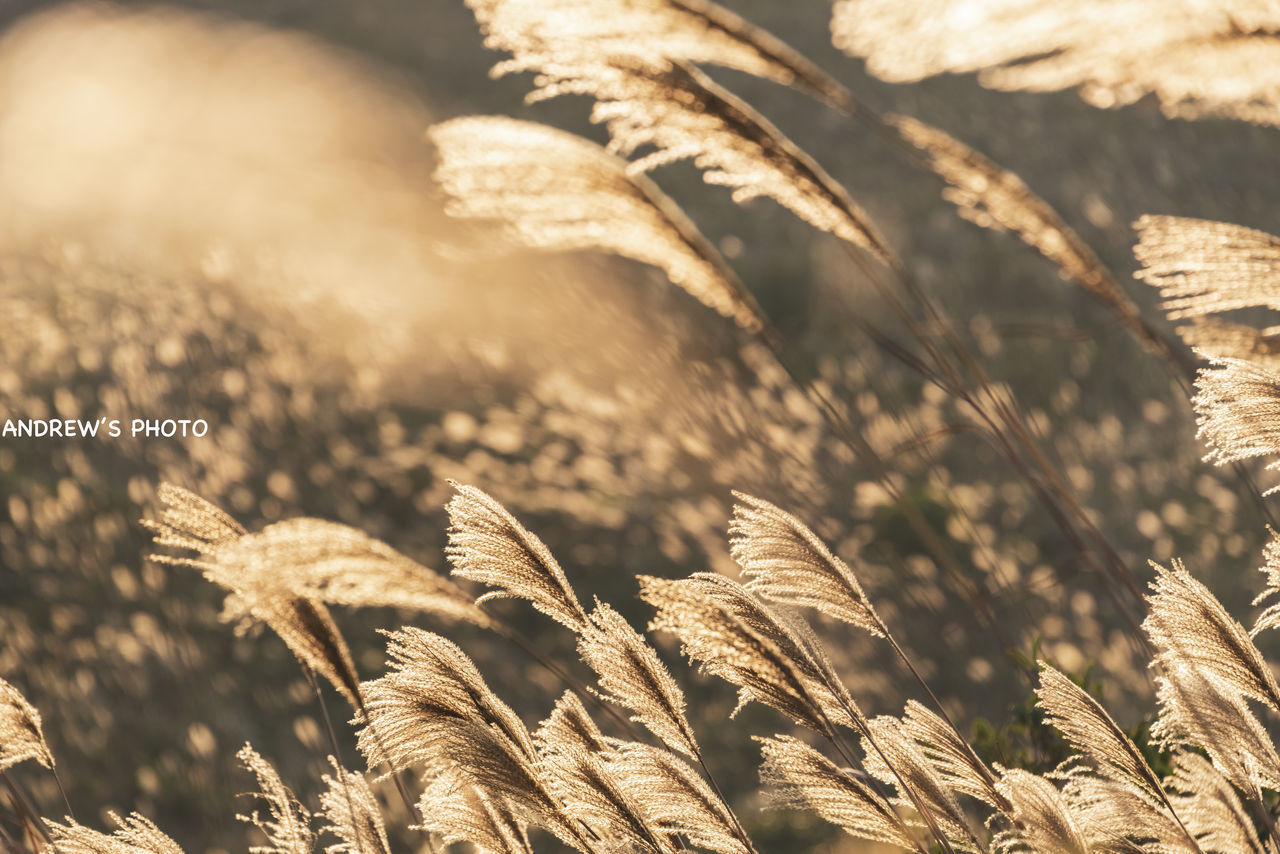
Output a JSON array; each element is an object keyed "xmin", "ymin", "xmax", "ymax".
[
  {"xmin": 1035, "ymin": 664, "xmax": 1164, "ymax": 797},
  {"xmin": 730, "ymin": 491, "xmax": 883, "ymax": 636},
  {"xmin": 429, "ymin": 116, "xmax": 768, "ymax": 334},
  {"xmin": 579, "ymin": 602, "xmax": 698, "ymax": 757},
  {"xmin": 832, "ymin": 0, "xmax": 1280, "ymax": 127},
  {"xmin": 318, "ymin": 759, "xmax": 391, "ymax": 854},
  {"xmin": 860, "ymin": 716, "xmax": 980, "ymax": 852},
  {"xmin": 1144, "ymin": 559, "xmax": 1280, "ymax": 712},
  {"xmin": 445, "ymin": 482, "xmax": 589, "ymax": 633},
  {"xmin": 1167, "ymin": 751, "xmax": 1268, "ymax": 854},
  {"xmin": 0, "ymin": 679, "xmax": 53, "ymax": 772},
  {"xmin": 992, "ymin": 770, "xmax": 1090, "ymax": 854},
  {"xmin": 607, "ymin": 741, "xmax": 749, "ymax": 854},
  {"xmin": 1192, "ymin": 355, "xmax": 1280, "ymax": 492},
  {"xmin": 638, "ymin": 573, "xmax": 861, "ymax": 736},
  {"xmin": 46, "ymin": 813, "xmax": 185, "ymax": 854},
  {"xmin": 900, "ymin": 701, "xmax": 1000, "ymax": 809},
  {"xmin": 466, "ymin": 0, "xmax": 849, "ymax": 105},
  {"xmin": 756, "ymin": 734, "xmax": 917, "ymax": 851},
  {"xmin": 891, "ymin": 116, "xmax": 1185, "ymax": 369},
  {"xmin": 1134, "ymin": 216, "xmax": 1280, "ymax": 321},
  {"xmin": 236, "ymin": 744, "xmax": 315, "ymax": 854},
  {"xmin": 416, "ymin": 776, "xmax": 533, "ymax": 854},
  {"xmin": 1151, "ymin": 662, "xmax": 1280, "ymax": 794}
]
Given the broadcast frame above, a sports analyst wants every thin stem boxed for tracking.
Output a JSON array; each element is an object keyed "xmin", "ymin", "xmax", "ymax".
[
  {"xmin": 0, "ymin": 774, "xmax": 49, "ymax": 846},
  {"xmin": 303, "ymin": 667, "xmax": 368, "ymax": 854}
]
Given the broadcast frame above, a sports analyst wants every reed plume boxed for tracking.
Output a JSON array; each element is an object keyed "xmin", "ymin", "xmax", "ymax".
[
  {"xmin": 236, "ymin": 744, "xmax": 315, "ymax": 854},
  {"xmin": 317, "ymin": 759, "xmax": 391, "ymax": 854},
  {"xmin": 859, "ymin": 716, "xmax": 981, "ymax": 852},
  {"xmin": 1166, "ymin": 752, "xmax": 1268, "ymax": 854},
  {"xmin": 355, "ymin": 629, "xmax": 590, "ymax": 851},
  {"xmin": 605, "ymin": 741, "xmax": 750, "ymax": 854},
  {"xmin": 429, "ymin": 116, "xmax": 768, "ymax": 334},
  {"xmin": 46, "ymin": 813, "xmax": 185, "ymax": 854},
  {"xmin": 1146, "ymin": 557, "xmax": 1280, "ymax": 712},
  {"xmin": 1135, "ymin": 216, "xmax": 1280, "ymax": 322},
  {"xmin": 578, "ymin": 602, "xmax": 698, "ymax": 757},
  {"xmin": 756, "ymin": 734, "xmax": 917, "ymax": 851},
  {"xmin": 1151, "ymin": 662, "xmax": 1280, "ymax": 794},
  {"xmin": 899, "ymin": 701, "xmax": 1001, "ymax": 809},
  {"xmin": 832, "ymin": 0, "xmax": 1280, "ymax": 127},
  {"xmin": 445, "ymin": 482, "xmax": 589, "ymax": 633},
  {"xmin": 416, "ymin": 776, "xmax": 533, "ymax": 854},
  {"xmin": 730, "ymin": 491, "xmax": 883, "ymax": 636},
  {"xmin": 148, "ymin": 485, "xmax": 487, "ymax": 627},
  {"xmin": 638, "ymin": 572, "xmax": 861, "ymax": 735},
  {"xmin": 991, "ymin": 769, "xmax": 1091, "ymax": 854},
  {"xmin": 0, "ymin": 679, "xmax": 53, "ymax": 773},
  {"xmin": 466, "ymin": 0, "xmax": 849, "ymax": 105},
  {"xmin": 891, "ymin": 115, "xmax": 1190, "ymax": 373},
  {"xmin": 1192, "ymin": 356, "xmax": 1280, "ymax": 492}
]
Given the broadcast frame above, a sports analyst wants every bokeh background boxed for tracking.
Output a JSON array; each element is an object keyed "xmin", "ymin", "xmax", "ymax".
[{"xmin": 1, "ymin": 1, "xmax": 1278, "ymax": 851}]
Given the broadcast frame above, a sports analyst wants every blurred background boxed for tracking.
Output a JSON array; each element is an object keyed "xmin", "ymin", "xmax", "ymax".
[{"xmin": 0, "ymin": 1, "xmax": 1277, "ymax": 851}]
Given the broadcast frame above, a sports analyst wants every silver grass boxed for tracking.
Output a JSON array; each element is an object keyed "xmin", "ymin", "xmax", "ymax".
[
  {"xmin": 860, "ymin": 716, "xmax": 982, "ymax": 853},
  {"xmin": 466, "ymin": 0, "xmax": 848, "ymax": 105},
  {"xmin": 536, "ymin": 692, "xmax": 612, "ymax": 756},
  {"xmin": 606, "ymin": 741, "xmax": 749, "ymax": 854},
  {"xmin": 318, "ymin": 759, "xmax": 391, "ymax": 854},
  {"xmin": 416, "ymin": 776, "xmax": 533, "ymax": 854},
  {"xmin": 992, "ymin": 770, "xmax": 1091, "ymax": 854},
  {"xmin": 158, "ymin": 516, "xmax": 489, "ymax": 627},
  {"xmin": 1252, "ymin": 529, "xmax": 1280, "ymax": 635},
  {"xmin": 47, "ymin": 813, "xmax": 185, "ymax": 854},
  {"xmin": 1175, "ymin": 319, "xmax": 1280, "ymax": 369},
  {"xmin": 756, "ymin": 734, "xmax": 917, "ymax": 851},
  {"xmin": 730, "ymin": 491, "xmax": 883, "ymax": 636},
  {"xmin": 1150, "ymin": 663, "xmax": 1280, "ymax": 794},
  {"xmin": 445, "ymin": 482, "xmax": 589, "ymax": 633},
  {"xmin": 891, "ymin": 115, "xmax": 1172, "ymax": 363},
  {"xmin": 1143, "ymin": 559, "xmax": 1280, "ymax": 712},
  {"xmin": 1059, "ymin": 769, "xmax": 1196, "ymax": 854},
  {"xmin": 429, "ymin": 116, "xmax": 768, "ymax": 334},
  {"xmin": 357, "ymin": 629, "xmax": 535, "ymax": 768},
  {"xmin": 832, "ymin": 0, "xmax": 1280, "ymax": 127},
  {"xmin": 638, "ymin": 573, "xmax": 862, "ymax": 736},
  {"xmin": 579, "ymin": 602, "xmax": 698, "ymax": 757},
  {"xmin": 1166, "ymin": 752, "xmax": 1267, "ymax": 854},
  {"xmin": 1134, "ymin": 216, "xmax": 1280, "ymax": 321},
  {"xmin": 900, "ymin": 701, "xmax": 1002, "ymax": 809},
  {"xmin": 0, "ymin": 678, "xmax": 54, "ymax": 772},
  {"xmin": 146, "ymin": 487, "xmax": 375, "ymax": 712},
  {"xmin": 356, "ymin": 629, "xmax": 589, "ymax": 850},
  {"xmin": 1036, "ymin": 664, "xmax": 1165, "ymax": 798},
  {"xmin": 538, "ymin": 737, "xmax": 675, "ymax": 854},
  {"xmin": 526, "ymin": 57, "xmax": 895, "ymax": 263},
  {"xmin": 1192, "ymin": 356, "xmax": 1280, "ymax": 492},
  {"xmin": 149, "ymin": 485, "xmax": 488, "ymax": 627},
  {"xmin": 236, "ymin": 744, "xmax": 315, "ymax": 854}
]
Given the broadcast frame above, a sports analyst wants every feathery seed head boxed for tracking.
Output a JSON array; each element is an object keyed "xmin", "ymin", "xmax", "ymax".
[{"xmin": 0, "ymin": 677, "xmax": 54, "ymax": 772}]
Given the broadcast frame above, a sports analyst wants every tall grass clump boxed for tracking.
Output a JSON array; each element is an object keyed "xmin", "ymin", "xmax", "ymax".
[{"xmin": 6, "ymin": 1, "xmax": 1280, "ymax": 853}]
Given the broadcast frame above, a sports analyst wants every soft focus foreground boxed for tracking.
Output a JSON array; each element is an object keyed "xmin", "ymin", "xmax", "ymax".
[{"xmin": 0, "ymin": 2, "xmax": 1278, "ymax": 853}]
